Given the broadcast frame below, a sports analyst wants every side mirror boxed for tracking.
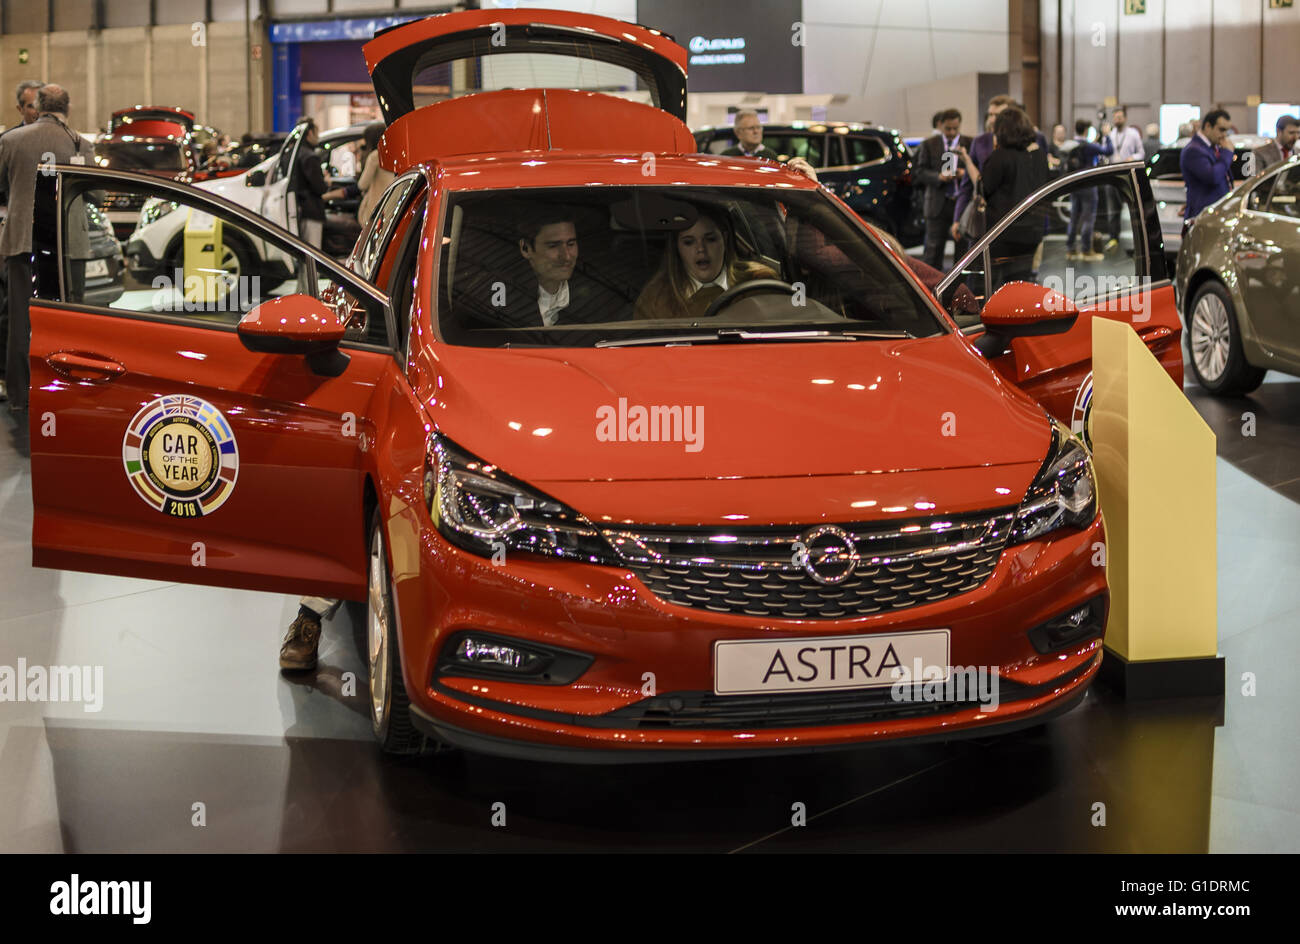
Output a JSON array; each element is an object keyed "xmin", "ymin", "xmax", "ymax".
[
  {"xmin": 237, "ymin": 294, "xmax": 350, "ymax": 376},
  {"xmin": 973, "ymin": 281, "xmax": 1078, "ymax": 358},
  {"xmin": 245, "ymin": 168, "xmax": 266, "ymax": 187}
]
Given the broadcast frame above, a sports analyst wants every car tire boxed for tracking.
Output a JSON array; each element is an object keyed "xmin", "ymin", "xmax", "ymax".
[
  {"xmin": 1186, "ymin": 281, "xmax": 1265, "ymax": 396},
  {"xmin": 366, "ymin": 506, "xmax": 434, "ymax": 755}
]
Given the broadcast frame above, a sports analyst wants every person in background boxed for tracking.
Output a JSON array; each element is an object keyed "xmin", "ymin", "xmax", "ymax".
[
  {"xmin": 0, "ymin": 78, "xmax": 44, "ymax": 404},
  {"xmin": 0, "ymin": 84, "xmax": 92, "ymax": 417},
  {"xmin": 1177, "ymin": 120, "xmax": 1196, "ymax": 141},
  {"xmin": 1047, "ymin": 123, "xmax": 1068, "ymax": 176},
  {"xmin": 721, "ymin": 109, "xmax": 779, "ymax": 161},
  {"xmin": 1100, "ymin": 107, "xmax": 1144, "ymax": 251},
  {"xmin": 323, "ymin": 122, "xmax": 392, "ymax": 227},
  {"xmin": 931, "ymin": 110, "xmax": 943, "ymax": 135},
  {"xmin": 1142, "ymin": 122, "xmax": 1162, "ymax": 160},
  {"xmin": 1181, "ymin": 109, "xmax": 1234, "ymax": 232},
  {"xmin": 293, "ymin": 117, "xmax": 330, "ymax": 249},
  {"xmin": 1259, "ymin": 114, "xmax": 1299, "ymax": 167},
  {"xmin": 978, "ymin": 106, "xmax": 1049, "ymax": 288},
  {"xmin": 914, "ymin": 108, "xmax": 972, "ymax": 269},
  {"xmin": 1064, "ymin": 119, "xmax": 1113, "ymax": 262},
  {"xmin": 951, "ymin": 96, "xmax": 1047, "ymax": 243}
]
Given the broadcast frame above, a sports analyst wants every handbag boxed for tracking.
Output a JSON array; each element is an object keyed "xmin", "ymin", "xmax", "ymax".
[{"xmin": 959, "ymin": 178, "xmax": 988, "ymax": 240}]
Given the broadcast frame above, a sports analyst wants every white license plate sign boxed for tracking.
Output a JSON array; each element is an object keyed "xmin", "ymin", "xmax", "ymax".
[
  {"xmin": 713, "ymin": 630, "xmax": 950, "ymax": 696},
  {"xmin": 85, "ymin": 259, "xmax": 108, "ymax": 278}
]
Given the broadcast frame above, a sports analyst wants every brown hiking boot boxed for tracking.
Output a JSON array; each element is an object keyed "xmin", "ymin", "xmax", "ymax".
[{"xmin": 279, "ymin": 611, "xmax": 322, "ymax": 671}]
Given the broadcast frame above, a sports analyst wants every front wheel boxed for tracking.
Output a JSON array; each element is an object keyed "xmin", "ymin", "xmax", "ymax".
[
  {"xmin": 367, "ymin": 507, "xmax": 433, "ymax": 755},
  {"xmin": 1187, "ymin": 281, "xmax": 1265, "ymax": 396}
]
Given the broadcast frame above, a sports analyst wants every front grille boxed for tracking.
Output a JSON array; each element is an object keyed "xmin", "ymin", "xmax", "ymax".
[{"xmin": 606, "ymin": 509, "xmax": 1015, "ymax": 620}]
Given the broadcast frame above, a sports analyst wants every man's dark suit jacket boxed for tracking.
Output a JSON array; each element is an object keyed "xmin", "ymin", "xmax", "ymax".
[
  {"xmin": 914, "ymin": 133, "xmax": 974, "ymax": 219},
  {"xmin": 1181, "ymin": 134, "xmax": 1234, "ymax": 219},
  {"xmin": 493, "ymin": 274, "xmax": 615, "ymax": 329}
]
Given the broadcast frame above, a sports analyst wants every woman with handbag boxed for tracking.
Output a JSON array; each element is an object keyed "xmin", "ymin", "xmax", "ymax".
[{"xmin": 978, "ymin": 106, "xmax": 1049, "ymax": 290}]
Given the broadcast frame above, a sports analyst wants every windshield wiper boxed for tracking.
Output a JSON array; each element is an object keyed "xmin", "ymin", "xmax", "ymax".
[{"xmin": 595, "ymin": 328, "xmax": 913, "ymax": 348}]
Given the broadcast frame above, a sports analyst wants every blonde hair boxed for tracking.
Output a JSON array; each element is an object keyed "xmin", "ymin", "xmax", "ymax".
[{"xmin": 634, "ymin": 207, "xmax": 774, "ymax": 320}]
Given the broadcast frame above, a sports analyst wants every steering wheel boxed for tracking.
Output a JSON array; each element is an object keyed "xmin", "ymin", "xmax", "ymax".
[{"xmin": 702, "ymin": 279, "xmax": 798, "ymax": 318}]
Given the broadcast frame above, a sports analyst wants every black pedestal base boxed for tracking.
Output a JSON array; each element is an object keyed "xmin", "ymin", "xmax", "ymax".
[{"xmin": 1098, "ymin": 647, "xmax": 1225, "ymax": 699}]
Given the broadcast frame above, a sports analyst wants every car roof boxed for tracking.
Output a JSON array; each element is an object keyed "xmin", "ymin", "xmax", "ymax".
[
  {"xmin": 320, "ymin": 123, "xmax": 370, "ymax": 142},
  {"xmin": 424, "ymin": 151, "xmax": 828, "ymax": 194}
]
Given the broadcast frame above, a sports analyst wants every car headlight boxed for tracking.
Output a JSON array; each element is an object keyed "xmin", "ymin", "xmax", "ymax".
[
  {"xmin": 424, "ymin": 433, "xmax": 617, "ymax": 565},
  {"xmin": 1009, "ymin": 420, "xmax": 1097, "ymax": 545},
  {"xmin": 138, "ymin": 197, "xmax": 179, "ymax": 229}
]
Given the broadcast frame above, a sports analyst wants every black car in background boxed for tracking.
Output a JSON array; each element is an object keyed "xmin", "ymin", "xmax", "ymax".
[{"xmin": 694, "ymin": 121, "xmax": 923, "ymax": 246}]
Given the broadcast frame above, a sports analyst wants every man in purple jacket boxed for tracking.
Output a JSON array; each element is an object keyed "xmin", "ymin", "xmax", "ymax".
[{"xmin": 1181, "ymin": 109, "xmax": 1234, "ymax": 231}]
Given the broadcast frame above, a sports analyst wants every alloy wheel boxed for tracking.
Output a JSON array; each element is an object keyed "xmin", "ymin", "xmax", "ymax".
[{"xmin": 1190, "ymin": 292, "xmax": 1231, "ymax": 383}]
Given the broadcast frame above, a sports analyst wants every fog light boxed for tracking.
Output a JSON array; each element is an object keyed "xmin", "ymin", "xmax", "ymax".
[
  {"xmin": 1027, "ymin": 598, "xmax": 1106, "ymax": 653},
  {"xmin": 455, "ymin": 636, "xmax": 545, "ymax": 672}
]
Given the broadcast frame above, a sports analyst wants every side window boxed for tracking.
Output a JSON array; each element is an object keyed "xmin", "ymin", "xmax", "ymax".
[
  {"xmin": 944, "ymin": 173, "xmax": 1145, "ymax": 330},
  {"xmin": 764, "ymin": 134, "xmax": 825, "ymax": 166},
  {"xmin": 843, "ymin": 135, "xmax": 888, "ymax": 167},
  {"xmin": 1266, "ymin": 166, "xmax": 1300, "ymax": 218},
  {"xmin": 1246, "ymin": 175, "xmax": 1276, "ymax": 211},
  {"xmin": 60, "ymin": 176, "xmax": 390, "ymax": 348},
  {"xmin": 352, "ymin": 175, "xmax": 421, "ymax": 281}
]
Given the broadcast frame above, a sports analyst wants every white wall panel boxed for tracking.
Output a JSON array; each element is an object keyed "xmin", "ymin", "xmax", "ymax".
[
  {"xmin": 1210, "ymin": 0, "xmax": 1260, "ymax": 105},
  {"xmin": 47, "ymin": 31, "xmax": 88, "ymax": 130},
  {"xmin": 1070, "ymin": 0, "xmax": 1117, "ymax": 107},
  {"xmin": 1261, "ymin": 0, "xmax": 1300, "ymax": 105},
  {"xmin": 1117, "ymin": 0, "xmax": 1163, "ymax": 121},
  {"xmin": 1162, "ymin": 0, "xmax": 1211, "ymax": 106}
]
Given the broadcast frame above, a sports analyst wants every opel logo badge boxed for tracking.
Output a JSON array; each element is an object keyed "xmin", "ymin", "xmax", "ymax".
[{"xmin": 799, "ymin": 525, "xmax": 859, "ymax": 585}]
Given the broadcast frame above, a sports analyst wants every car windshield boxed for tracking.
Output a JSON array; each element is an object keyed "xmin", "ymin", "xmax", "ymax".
[
  {"xmin": 95, "ymin": 140, "xmax": 185, "ymax": 172},
  {"xmin": 438, "ymin": 186, "xmax": 944, "ymax": 348}
]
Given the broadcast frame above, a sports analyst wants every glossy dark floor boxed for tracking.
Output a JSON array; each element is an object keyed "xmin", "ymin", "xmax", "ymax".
[{"xmin": 1, "ymin": 376, "xmax": 1297, "ymax": 853}]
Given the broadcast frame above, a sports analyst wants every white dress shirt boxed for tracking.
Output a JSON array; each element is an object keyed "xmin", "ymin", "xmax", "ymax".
[
  {"xmin": 537, "ymin": 281, "xmax": 570, "ymax": 326},
  {"xmin": 688, "ymin": 270, "xmax": 730, "ymax": 295}
]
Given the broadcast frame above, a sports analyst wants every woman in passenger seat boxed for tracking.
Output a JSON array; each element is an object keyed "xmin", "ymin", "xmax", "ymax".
[{"xmin": 634, "ymin": 206, "xmax": 776, "ymax": 320}]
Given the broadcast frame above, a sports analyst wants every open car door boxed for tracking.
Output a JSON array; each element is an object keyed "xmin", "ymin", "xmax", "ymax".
[
  {"xmin": 27, "ymin": 166, "xmax": 401, "ymax": 600},
  {"xmin": 934, "ymin": 161, "xmax": 1184, "ymax": 443}
]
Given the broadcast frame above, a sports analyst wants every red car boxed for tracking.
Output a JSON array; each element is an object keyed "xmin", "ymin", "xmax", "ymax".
[{"xmin": 27, "ymin": 10, "xmax": 1181, "ymax": 762}]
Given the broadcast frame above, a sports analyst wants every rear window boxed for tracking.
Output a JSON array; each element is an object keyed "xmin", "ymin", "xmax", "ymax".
[
  {"xmin": 94, "ymin": 141, "xmax": 185, "ymax": 172},
  {"xmin": 437, "ymin": 185, "xmax": 943, "ymax": 349}
]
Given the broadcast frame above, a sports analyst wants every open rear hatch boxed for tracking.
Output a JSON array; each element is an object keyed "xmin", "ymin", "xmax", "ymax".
[{"xmin": 364, "ymin": 8, "xmax": 688, "ymax": 125}]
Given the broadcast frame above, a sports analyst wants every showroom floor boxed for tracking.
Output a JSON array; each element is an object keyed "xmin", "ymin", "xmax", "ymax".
[{"xmin": 0, "ymin": 376, "xmax": 1296, "ymax": 853}]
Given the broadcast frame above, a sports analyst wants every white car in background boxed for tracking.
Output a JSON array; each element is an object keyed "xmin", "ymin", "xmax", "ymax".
[{"xmin": 123, "ymin": 121, "xmax": 367, "ymax": 288}]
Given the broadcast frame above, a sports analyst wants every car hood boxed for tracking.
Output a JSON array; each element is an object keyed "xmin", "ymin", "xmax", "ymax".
[{"xmin": 425, "ymin": 335, "xmax": 1051, "ymax": 502}]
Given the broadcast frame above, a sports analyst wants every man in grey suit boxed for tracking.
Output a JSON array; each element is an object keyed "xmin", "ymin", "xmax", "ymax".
[
  {"xmin": 0, "ymin": 84, "xmax": 91, "ymax": 416},
  {"xmin": 0, "ymin": 79, "xmax": 45, "ymax": 403},
  {"xmin": 914, "ymin": 108, "xmax": 973, "ymax": 269}
]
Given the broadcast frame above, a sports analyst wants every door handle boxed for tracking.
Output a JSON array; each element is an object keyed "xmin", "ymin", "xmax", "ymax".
[{"xmin": 46, "ymin": 351, "xmax": 127, "ymax": 382}]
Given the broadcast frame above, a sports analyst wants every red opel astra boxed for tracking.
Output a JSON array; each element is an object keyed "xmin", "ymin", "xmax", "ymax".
[{"xmin": 27, "ymin": 10, "xmax": 1182, "ymax": 761}]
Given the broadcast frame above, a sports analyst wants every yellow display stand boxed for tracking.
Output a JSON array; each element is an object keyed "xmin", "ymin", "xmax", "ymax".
[
  {"xmin": 181, "ymin": 209, "xmax": 228, "ymax": 307},
  {"xmin": 1091, "ymin": 318, "xmax": 1224, "ymax": 697}
]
